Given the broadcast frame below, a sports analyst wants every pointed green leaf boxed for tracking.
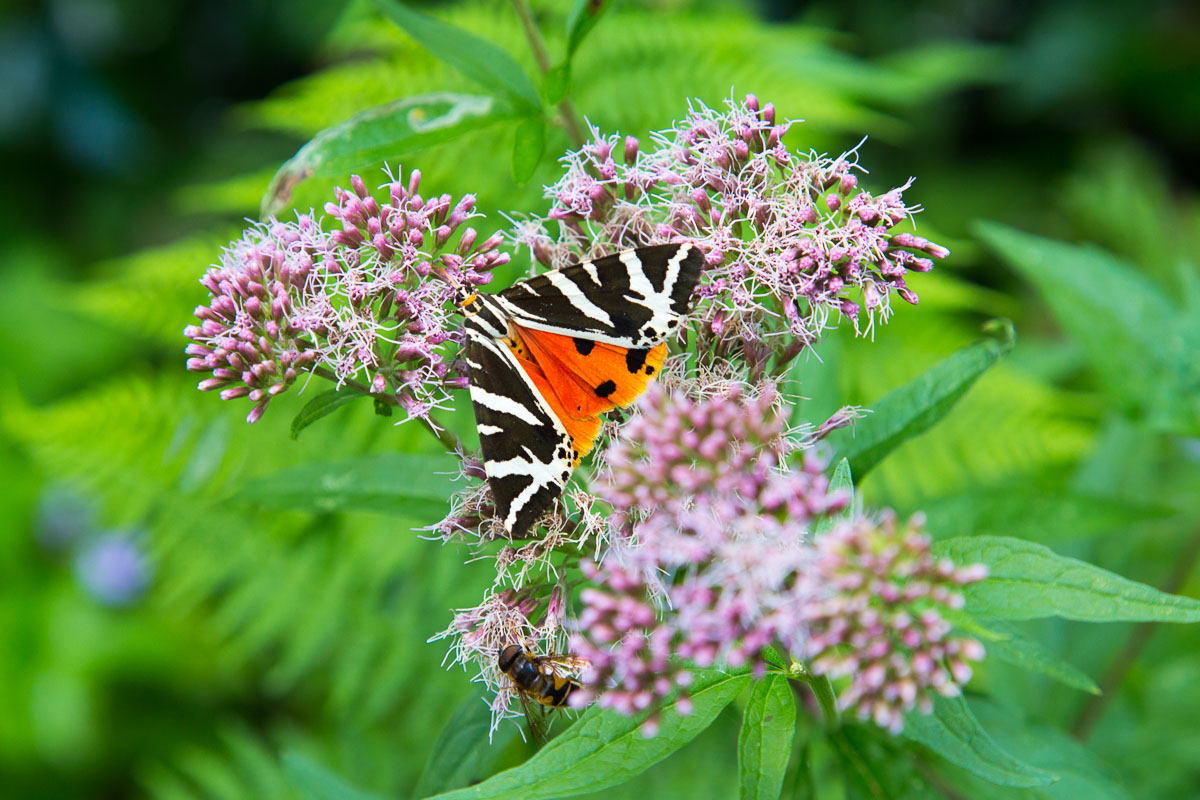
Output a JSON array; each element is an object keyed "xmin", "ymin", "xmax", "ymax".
[
  {"xmin": 976, "ymin": 221, "xmax": 1198, "ymax": 433},
  {"xmin": 739, "ymin": 676, "xmax": 797, "ymax": 800},
  {"xmin": 415, "ymin": 691, "xmax": 510, "ymax": 797},
  {"xmin": 918, "ymin": 487, "xmax": 1173, "ymax": 542},
  {"xmin": 544, "ymin": 63, "xmax": 570, "ymax": 105},
  {"xmin": 511, "ymin": 118, "xmax": 546, "ymax": 184},
  {"xmin": 903, "ymin": 695, "xmax": 1056, "ymax": 787},
  {"xmin": 374, "ymin": 0, "xmax": 541, "ymax": 112},
  {"xmin": 233, "ymin": 453, "xmax": 459, "ymax": 517},
  {"xmin": 814, "ymin": 458, "xmax": 853, "ymax": 535},
  {"xmin": 980, "ymin": 621, "xmax": 1099, "ymax": 694},
  {"xmin": 263, "ymin": 92, "xmax": 511, "ymax": 216},
  {"xmin": 961, "ymin": 700, "xmax": 1132, "ymax": 800},
  {"xmin": 284, "ymin": 752, "xmax": 386, "ymax": 800},
  {"xmin": 423, "ymin": 670, "xmax": 752, "ymax": 800},
  {"xmin": 936, "ymin": 536, "xmax": 1200, "ymax": 622},
  {"xmin": 290, "ymin": 390, "xmax": 366, "ymax": 441},
  {"xmin": 830, "ymin": 322, "xmax": 1013, "ymax": 477},
  {"xmin": 565, "ymin": 0, "xmax": 616, "ymax": 55}
]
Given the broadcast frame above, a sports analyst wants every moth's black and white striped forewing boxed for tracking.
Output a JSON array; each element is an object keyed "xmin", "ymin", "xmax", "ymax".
[
  {"xmin": 494, "ymin": 243, "xmax": 702, "ymax": 348},
  {"xmin": 461, "ymin": 243, "xmax": 703, "ymax": 536},
  {"xmin": 463, "ymin": 327, "xmax": 574, "ymax": 536}
]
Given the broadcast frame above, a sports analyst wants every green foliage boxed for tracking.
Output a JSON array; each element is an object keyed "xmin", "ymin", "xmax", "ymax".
[
  {"xmin": 938, "ymin": 536, "xmax": 1200, "ymax": 622},
  {"xmin": 738, "ymin": 676, "xmax": 796, "ymax": 800},
  {"xmin": 902, "ymin": 695, "xmax": 1056, "ymax": 787},
  {"xmin": 233, "ymin": 452, "xmax": 459, "ymax": 517},
  {"xmin": 424, "ymin": 671, "xmax": 752, "ymax": 800},
  {"xmin": 8, "ymin": 1, "xmax": 1200, "ymax": 798},
  {"xmin": 262, "ymin": 93, "xmax": 513, "ymax": 216},
  {"xmin": 291, "ymin": 391, "xmax": 369, "ymax": 440},
  {"xmin": 373, "ymin": 0, "xmax": 542, "ymax": 112},
  {"xmin": 977, "ymin": 222, "xmax": 1200, "ymax": 435},
  {"xmin": 828, "ymin": 319, "xmax": 1014, "ymax": 478}
]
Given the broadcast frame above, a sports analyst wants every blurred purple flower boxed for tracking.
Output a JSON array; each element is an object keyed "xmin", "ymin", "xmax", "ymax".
[
  {"xmin": 74, "ymin": 531, "xmax": 152, "ymax": 607},
  {"xmin": 186, "ymin": 167, "xmax": 509, "ymax": 425}
]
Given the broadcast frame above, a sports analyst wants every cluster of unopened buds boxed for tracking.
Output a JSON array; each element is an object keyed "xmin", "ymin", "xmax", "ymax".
[
  {"xmin": 798, "ymin": 512, "xmax": 988, "ymax": 732},
  {"xmin": 185, "ymin": 168, "xmax": 509, "ymax": 424},
  {"xmin": 513, "ymin": 94, "xmax": 951, "ymax": 372}
]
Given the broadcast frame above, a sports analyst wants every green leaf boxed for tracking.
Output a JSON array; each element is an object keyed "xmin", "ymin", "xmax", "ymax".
[
  {"xmin": 374, "ymin": 0, "xmax": 541, "ymax": 112},
  {"xmin": 814, "ymin": 458, "xmax": 853, "ymax": 535},
  {"xmin": 233, "ymin": 453, "xmax": 459, "ymax": 517},
  {"xmin": 918, "ymin": 487, "xmax": 1173, "ymax": 542},
  {"xmin": 262, "ymin": 92, "xmax": 510, "ymax": 216},
  {"xmin": 511, "ymin": 118, "xmax": 546, "ymax": 184},
  {"xmin": 283, "ymin": 752, "xmax": 385, "ymax": 800},
  {"xmin": 976, "ymin": 221, "xmax": 1198, "ymax": 433},
  {"xmin": 980, "ymin": 620, "xmax": 1100, "ymax": 694},
  {"xmin": 565, "ymin": 0, "xmax": 615, "ymax": 56},
  {"xmin": 936, "ymin": 536, "xmax": 1200, "ymax": 622},
  {"xmin": 290, "ymin": 390, "xmax": 366, "ymax": 441},
  {"xmin": 424, "ymin": 670, "xmax": 752, "ymax": 800},
  {"xmin": 829, "ymin": 322, "xmax": 1013, "ymax": 478},
  {"xmin": 544, "ymin": 63, "xmax": 570, "ymax": 106},
  {"xmin": 957, "ymin": 699, "xmax": 1132, "ymax": 800},
  {"xmin": 414, "ymin": 691, "xmax": 508, "ymax": 797},
  {"xmin": 739, "ymin": 676, "xmax": 797, "ymax": 800},
  {"xmin": 902, "ymin": 695, "xmax": 1056, "ymax": 787}
]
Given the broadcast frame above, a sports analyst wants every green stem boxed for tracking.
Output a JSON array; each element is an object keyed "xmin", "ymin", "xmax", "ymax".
[
  {"xmin": 809, "ymin": 674, "xmax": 842, "ymax": 730},
  {"xmin": 508, "ymin": 0, "xmax": 587, "ymax": 147},
  {"xmin": 789, "ymin": 661, "xmax": 841, "ymax": 729}
]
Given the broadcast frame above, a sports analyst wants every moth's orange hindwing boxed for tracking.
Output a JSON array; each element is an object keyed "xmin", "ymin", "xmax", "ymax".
[
  {"xmin": 513, "ymin": 324, "xmax": 667, "ymax": 425},
  {"xmin": 506, "ymin": 340, "xmax": 604, "ymax": 462}
]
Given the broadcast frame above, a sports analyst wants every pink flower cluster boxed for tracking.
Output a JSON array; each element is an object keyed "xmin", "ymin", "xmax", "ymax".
[
  {"xmin": 431, "ymin": 588, "xmax": 567, "ymax": 736},
  {"xmin": 185, "ymin": 168, "xmax": 509, "ymax": 424},
  {"xmin": 568, "ymin": 385, "xmax": 848, "ymax": 733},
  {"xmin": 514, "ymin": 95, "xmax": 948, "ymax": 368},
  {"xmin": 797, "ymin": 512, "xmax": 987, "ymax": 733},
  {"xmin": 565, "ymin": 386, "xmax": 987, "ymax": 736}
]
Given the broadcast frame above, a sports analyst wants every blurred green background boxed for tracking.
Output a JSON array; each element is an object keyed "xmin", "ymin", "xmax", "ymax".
[{"xmin": 2, "ymin": 0, "xmax": 1198, "ymax": 798}]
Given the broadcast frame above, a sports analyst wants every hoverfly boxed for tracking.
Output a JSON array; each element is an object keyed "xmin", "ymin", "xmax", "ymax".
[{"xmin": 497, "ymin": 644, "xmax": 588, "ymax": 742}]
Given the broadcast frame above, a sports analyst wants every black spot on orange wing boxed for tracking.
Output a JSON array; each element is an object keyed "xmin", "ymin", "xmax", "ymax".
[
  {"xmin": 595, "ymin": 380, "xmax": 616, "ymax": 398},
  {"xmin": 573, "ymin": 337, "xmax": 595, "ymax": 355},
  {"xmin": 625, "ymin": 348, "xmax": 650, "ymax": 374},
  {"xmin": 645, "ymin": 365, "xmax": 655, "ymax": 375}
]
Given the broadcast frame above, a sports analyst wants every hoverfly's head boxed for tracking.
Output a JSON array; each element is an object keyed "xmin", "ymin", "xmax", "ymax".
[
  {"xmin": 497, "ymin": 644, "xmax": 523, "ymax": 671},
  {"xmin": 455, "ymin": 283, "xmax": 482, "ymax": 315}
]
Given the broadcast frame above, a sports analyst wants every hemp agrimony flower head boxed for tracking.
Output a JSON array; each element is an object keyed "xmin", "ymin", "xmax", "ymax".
[
  {"xmin": 431, "ymin": 587, "xmax": 567, "ymax": 737},
  {"xmin": 185, "ymin": 168, "xmax": 509, "ymax": 424},
  {"xmin": 568, "ymin": 385, "xmax": 849, "ymax": 734},
  {"xmin": 513, "ymin": 94, "xmax": 948, "ymax": 374},
  {"xmin": 796, "ymin": 512, "xmax": 988, "ymax": 733}
]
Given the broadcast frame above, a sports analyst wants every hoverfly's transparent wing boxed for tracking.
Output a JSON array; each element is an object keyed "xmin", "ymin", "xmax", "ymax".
[{"xmin": 514, "ymin": 686, "xmax": 552, "ymax": 745}]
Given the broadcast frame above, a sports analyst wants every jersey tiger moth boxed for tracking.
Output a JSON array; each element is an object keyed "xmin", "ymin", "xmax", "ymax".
[{"xmin": 459, "ymin": 243, "xmax": 704, "ymax": 536}]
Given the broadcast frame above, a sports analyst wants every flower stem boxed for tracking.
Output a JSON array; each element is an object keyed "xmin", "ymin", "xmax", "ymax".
[
  {"xmin": 790, "ymin": 661, "xmax": 841, "ymax": 729},
  {"xmin": 809, "ymin": 674, "xmax": 842, "ymax": 730},
  {"xmin": 507, "ymin": 0, "xmax": 587, "ymax": 147}
]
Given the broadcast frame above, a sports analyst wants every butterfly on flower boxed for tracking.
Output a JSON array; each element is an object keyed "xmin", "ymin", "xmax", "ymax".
[{"xmin": 458, "ymin": 243, "xmax": 704, "ymax": 536}]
